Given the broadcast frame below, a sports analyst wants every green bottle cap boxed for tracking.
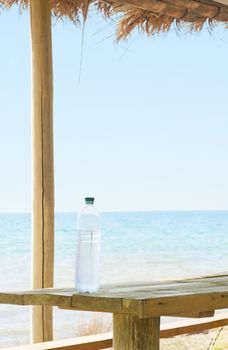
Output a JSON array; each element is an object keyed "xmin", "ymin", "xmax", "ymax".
[{"xmin": 85, "ymin": 197, "xmax": 94, "ymax": 205}]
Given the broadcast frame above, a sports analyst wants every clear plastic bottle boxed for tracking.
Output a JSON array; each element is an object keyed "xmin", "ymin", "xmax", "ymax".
[{"xmin": 75, "ymin": 197, "xmax": 101, "ymax": 293}]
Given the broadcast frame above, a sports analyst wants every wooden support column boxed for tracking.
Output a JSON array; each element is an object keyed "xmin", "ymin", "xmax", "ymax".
[
  {"xmin": 113, "ymin": 314, "xmax": 160, "ymax": 350},
  {"xmin": 30, "ymin": 0, "xmax": 54, "ymax": 343}
]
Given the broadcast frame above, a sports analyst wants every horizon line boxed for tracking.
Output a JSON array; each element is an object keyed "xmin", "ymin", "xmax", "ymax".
[{"xmin": 0, "ymin": 209, "xmax": 227, "ymax": 215}]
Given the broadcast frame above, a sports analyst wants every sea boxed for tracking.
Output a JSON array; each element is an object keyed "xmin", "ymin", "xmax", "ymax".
[{"xmin": 0, "ymin": 211, "xmax": 227, "ymax": 347}]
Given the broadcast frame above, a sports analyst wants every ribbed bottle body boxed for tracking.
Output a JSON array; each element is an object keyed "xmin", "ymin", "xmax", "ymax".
[{"xmin": 75, "ymin": 200, "xmax": 101, "ymax": 293}]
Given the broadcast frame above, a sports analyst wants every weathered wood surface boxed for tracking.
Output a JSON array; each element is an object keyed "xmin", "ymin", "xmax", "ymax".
[
  {"xmin": 2, "ymin": 314, "xmax": 228, "ymax": 349},
  {"xmin": 113, "ymin": 314, "xmax": 160, "ymax": 350},
  {"xmin": 30, "ymin": 0, "xmax": 54, "ymax": 343},
  {"xmin": 1, "ymin": 274, "xmax": 228, "ymax": 318},
  {"xmin": 111, "ymin": 0, "xmax": 228, "ymax": 21}
]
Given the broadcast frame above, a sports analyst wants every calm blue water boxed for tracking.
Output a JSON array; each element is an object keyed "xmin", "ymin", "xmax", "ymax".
[
  {"xmin": 1, "ymin": 211, "xmax": 228, "ymax": 289},
  {"xmin": 0, "ymin": 211, "xmax": 227, "ymax": 346}
]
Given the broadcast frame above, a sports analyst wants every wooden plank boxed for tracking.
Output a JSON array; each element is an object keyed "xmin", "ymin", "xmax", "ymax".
[
  {"xmin": 23, "ymin": 293, "xmax": 72, "ymax": 308},
  {"xmin": 113, "ymin": 314, "xmax": 160, "ymax": 350},
  {"xmin": 0, "ymin": 333, "xmax": 113, "ymax": 350},
  {"xmin": 0, "ymin": 283, "xmax": 222, "ymax": 301},
  {"xmin": 97, "ymin": 284, "xmax": 228, "ymax": 299},
  {"xmin": 71, "ymin": 295, "xmax": 124, "ymax": 314},
  {"xmin": 30, "ymin": 0, "xmax": 54, "ymax": 343},
  {"xmin": 1, "ymin": 274, "xmax": 228, "ymax": 317},
  {"xmin": 100, "ymin": 273, "xmax": 228, "ymax": 291}
]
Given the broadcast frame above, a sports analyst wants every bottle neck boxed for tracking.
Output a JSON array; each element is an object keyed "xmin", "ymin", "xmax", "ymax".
[{"xmin": 85, "ymin": 203, "xmax": 93, "ymax": 208}]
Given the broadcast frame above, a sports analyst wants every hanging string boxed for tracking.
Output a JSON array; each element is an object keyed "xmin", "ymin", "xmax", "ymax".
[
  {"xmin": 78, "ymin": 0, "xmax": 90, "ymax": 84},
  {"xmin": 78, "ymin": 20, "xmax": 86, "ymax": 84}
]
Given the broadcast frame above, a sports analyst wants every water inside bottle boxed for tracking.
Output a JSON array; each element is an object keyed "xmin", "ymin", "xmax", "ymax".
[{"xmin": 75, "ymin": 198, "xmax": 101, "ymax": 293}]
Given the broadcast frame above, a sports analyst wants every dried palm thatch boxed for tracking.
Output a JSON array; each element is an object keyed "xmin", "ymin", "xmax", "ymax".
[{"xmin": 1, "ymin": 0, "xmax": 228, "ymax": 39}]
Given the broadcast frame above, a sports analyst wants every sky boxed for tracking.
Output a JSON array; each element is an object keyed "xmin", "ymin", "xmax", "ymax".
[{"xmin": 0, "ymin": 6, "xmax": 227, "ymax": 213}]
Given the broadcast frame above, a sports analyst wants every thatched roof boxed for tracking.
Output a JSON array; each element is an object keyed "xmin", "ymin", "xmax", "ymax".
[{"xmin": 1, "ymin": 0, "xmax": 228, "ymax": 39}]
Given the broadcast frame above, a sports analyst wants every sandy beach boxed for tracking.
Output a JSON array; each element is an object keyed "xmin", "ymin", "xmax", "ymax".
[{"xmin": 161, "ymin": 328, "xmax": 228, "ymax": 350}]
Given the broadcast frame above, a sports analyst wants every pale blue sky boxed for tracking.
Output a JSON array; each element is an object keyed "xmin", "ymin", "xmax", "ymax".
[{"xmin": 0, "ymin": 6, "xmax": 227, "ymax": 212}]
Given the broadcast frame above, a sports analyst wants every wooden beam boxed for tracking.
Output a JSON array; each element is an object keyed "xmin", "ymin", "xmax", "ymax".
[
  {"xmin": 163, "ymin": 0, "xmax": 218, "ymax": 17},
  {"xmin": 200, "ymin": 0, "xmax": 228, "ymax": 20},
  {"xmin": 111, "ymin": 0, "xmax": 187, "ymax": 18},
  {"xmin": 30, "ymin": 0, "xmax": 54, "ymax": 343},
  {"xmin": 113, "ymin": 314, "xmax": 160, "ymax": 350}
]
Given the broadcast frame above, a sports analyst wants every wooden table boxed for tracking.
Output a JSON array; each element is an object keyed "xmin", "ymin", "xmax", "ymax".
[{"xmin": 1, "ymin": 274, "xmax": 228, "ymax": 350}]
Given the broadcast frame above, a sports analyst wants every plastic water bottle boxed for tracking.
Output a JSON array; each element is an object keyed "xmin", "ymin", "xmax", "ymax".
[{"xmin": 75, "ymin": 197, "xmax": 101, "ymax": 293}]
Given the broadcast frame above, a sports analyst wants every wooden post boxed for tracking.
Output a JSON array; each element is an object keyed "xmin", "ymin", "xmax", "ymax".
[
  {"xmin": 113, "ymin": 314, "xmax": 160, "ymax": 350},
  {"xmin": 29, "ymin": 0, "xmax": 54, "ymax": 343}
]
